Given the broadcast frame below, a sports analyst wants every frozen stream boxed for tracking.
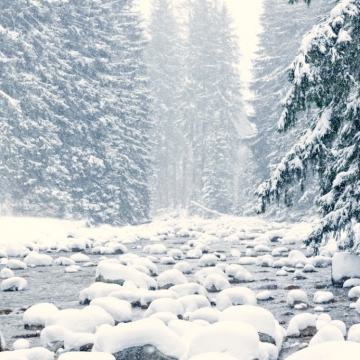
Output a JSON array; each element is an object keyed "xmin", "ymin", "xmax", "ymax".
[{"xmin": 0, "ymin": 216, "xmax": 359, "ymax": 359}]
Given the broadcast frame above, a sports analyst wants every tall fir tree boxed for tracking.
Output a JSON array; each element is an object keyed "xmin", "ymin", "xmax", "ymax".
[
  {"xmin": 248, "ymin": 0, "xmax": 334, "ymax": 218},
  {"xmin": 257, "ymin": 0, "xmax": 360, "ymax": 252},
  {"xmin": 182, "ymin": 0, "xmax": 244, "ymax": 215},
  {"xmin": 146, "ymin": 0, "xmax": 187, "ymax": 212}
]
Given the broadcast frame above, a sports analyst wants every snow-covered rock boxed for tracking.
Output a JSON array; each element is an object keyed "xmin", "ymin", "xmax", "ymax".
[
  {"xmin": 203, "ymin": 274, "xmax": 230, "ymax": 292},
  {"xmin": 1, "ymin": 277, "xmax": 28, "ymax": 291},
  {"xmin": 225, "ymin": 264, "xmax": 253, "ymax": 283},
  {"xmin": 309, "ymin": 325, "xmax": 344, "ymax": 347},
  {"xmin": 216, "ymin": 287, "xmax": 257, "ymax": 311},
  {"xmin": 287, "ymin": 289, "xmax": 308, "ymax": 307},
  {"xmin": 6, "ymin": 259, "xmax": 27, "ymax": 270},
  {"xmin": 79, "ymin": 282, "xmax": 123, "ymax": 304},
  {"xmin": 45, "ymin": 309, "xmax": 97, "ymax": 333},
  {"xmin": 220, "ymin": 305, "xmax": 278, "ymax": 346},
  {"xmin": 187, "ymin": 321, "xmax": 259, "ymax": 360},
  {"xmin": 54, "ymin": 257, "xmax": 76, "ymax": 266},
  {"xmin": 144, "ymin": 298, "xmax": 184, "ymax": 318},
  {"xmin": 343, "ymin": 278, "xmax": 360, "ymax": 288},
  {"xmin": 287, "ymin": 313, "xmax": 317, "ymax": 337},
  {"xmin": 157, "ymin": 269, "xmax": 188, "ymax": 289},
  {"xmin": 349, "ymin": 286, "xmax": 360, "ymax": 300},
  {"xmin": 173, "ymin": 261, "xmax": 192, "ymax": 274},
  {"xmin": 92, "ymin": 318, "xmax": 186, "ymax": 359},
  {"xmin": 23, "ymin": 303, "xmax": 59, "ymax": 330},
  {"xmin": 331, "ymin": 252, "xmax": 360, "ymax": 286},
  {"xmin": 0, "ymin": 268, "xmax": 14, "ymax": 279},
  {"xmin": 12, "ymin": 339, "xmax": 29, "ymax": 350},
  {"xmin": 348, "ymin": 324, "xmax": 360, "ymax": 342},
  {"xmin": 313, "ymin": 291, "xmax": 334, "ymax": 304},
  {"xmin": 0, "ymin": 347, "xmax": 54, "ymax": 360},
  {"xmin": 188, "ymin": 308, "xmax": 221, "ymax": 324},
  {"xmin": 285, "ymin": 341, "xmax": 360, "ymax": 360},
  {"xmin": 169, "ymin": 283, "xmax": 208, "ymax": 298},
  {"xmin": 90, "ymin": 297, "xmax": 131, "ymax": 323},
  {"xmin": 24, "ymin": 252, "xmax": 53, "ymax": 267},
  {"xmin": 198, "ymin": 254, "xmax": 218, "ymax": 267},
  {"xmin": 82, "ymin": 305, "xmax": 115, "ymax": 327},
  {"xmin": 70, "ymin": 253, "xmax": 90, "ymax": 263},
  {"xmin": 58, "ymin": 352, "xmax": 115, "ymax": 360},
  {"xmin": 95, "ymin": 262, "xmax": 157, "ymax": 289},
  {"xmin": 178, "ymin": 295, "xmax": 210, "ymax": 313}
]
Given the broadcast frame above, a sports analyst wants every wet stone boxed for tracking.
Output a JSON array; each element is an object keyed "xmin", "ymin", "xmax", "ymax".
[
  {"xmin": 0, "ymin": 309, "xmax": 12, "ymax": 315},
  {"xmin": 284, "ymin": 285, "xmax": 300, "ymax": 290},
  {"xmin": 113, "ymin": 345, "xmax": 178, "ymax": 360},
  {"xmin": 79, "ymin": 343, "xmax": 93, "ymax": 352},
  {"xmin": 259, "ymin": 284, "xmax": 277, "ymax": 290}
]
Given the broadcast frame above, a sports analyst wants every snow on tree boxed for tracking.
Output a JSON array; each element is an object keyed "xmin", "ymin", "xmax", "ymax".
[
  {"xmin": 248, "ymin": 0, "xmax": 333, "ymax": 219},
  {"xmin": 257, "ymin": 0, "xmax": 360, "ymax": 252},
  {"xmin": 146, "ymin": 0, "xmax": 187, "ymax": 211},
  {"xmin": 181, "ymin": 0, "xmax": 245, "ymax": 215}
]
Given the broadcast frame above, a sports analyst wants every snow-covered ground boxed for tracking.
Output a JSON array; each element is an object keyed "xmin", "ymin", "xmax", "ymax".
[{"xmin": 1, "ymin": 214, "xmax": 360, "ymax": 359}]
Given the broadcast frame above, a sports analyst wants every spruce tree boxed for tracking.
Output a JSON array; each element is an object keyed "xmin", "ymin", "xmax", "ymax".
[{"xmin": 257, "ymin": 0, "xmax": 360, "ymax": 252}]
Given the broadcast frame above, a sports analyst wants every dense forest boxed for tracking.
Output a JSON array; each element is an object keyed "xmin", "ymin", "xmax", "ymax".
[{"xmin": 1, "ymin": 0, "xmax": 360, "ymax": 250}]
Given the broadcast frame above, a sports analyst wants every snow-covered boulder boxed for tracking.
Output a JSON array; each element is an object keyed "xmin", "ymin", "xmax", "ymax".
[
  {"xmin": 0, "ymin": 268, "xmax": 14, "ymax": 279},
  {"xmin": 169, "ymin": 283, "xmax": 208, "ymax": 298},
  {"xmin": 23, "ymin": 303, "xmax": 59, "ymax": 330},
  {"xmin": 79, "ymin": 282, "xmax": 123, "ymax": 304},
  {"xmin": 349, "ymin": 286, "xmax": 360, "ymax": 300},
  {"xmin": 285, "ymin": 341, "xmax": 360, "ymax": 360},
  {"xmin": 157, "ymin": 269, "xmax": 187, "ymax": 289},
  {"xmin": 348, "ymin": 324, "xmax": 360, "ymax": 342},
  {"xmin": 203, "ymin": 274, "xmax": 230, "ymax": 292},
  {"xmin": 343, "ymin": 278, "xmax": 360, "ymax": 288},
  {"xmin": 6, "ymin": 242, "xmax": 28, "ymax": 257},
  {"xmin": 54, "ymin": 257, "xmax": 76, "ymax": 266},
  {"xmin": 287, "ymin": 289, "xmax": 308, "ymax": 307},
  {"xmin": 144, "ymin": 298, "xmax": 184, "ymax": 319},
  {"xmin": 12, "ymin": 339, "xmax": 29, "ymax": 350},
  {"xmin": 82, "ymin": 305, "xmax": 115, "ymax": 327},
  {"xmin": 198, "ymin": 254, "xmax": 218, "ymax": 267},
  {"xmin": 45, "ymin": 309, "xmax": 97, "ymax": 333},
  {"xmin": 90, "ymin": 297, "xmax": 131, "ymax": 323},
  {"xmin": 178, "ymin": 295, "xmax": 210, "ymax": 313},
  {"xmin": 225, "ymin": 264, "xmax": 253, "ymax": 283},
  {"xmin": 92, "ymin": 319, "xmax": 186, "ymax": 359},
  {"xmin": 216, "ymin": 287, "xmax": 257, "ymax": 311},
  {"xmin": 6, "ymin": 259, "xmax": 27, "ymax": 270},
  {"xmin": 0, "ymin": 347, "xmax": 54, "ymax": 360},
  {"xmin": 143, "ymin": 244, "xmax": 167, "ymax": 255},
  {"xmin": 58, "ymin": 352, "xmax": 115, "ymax": 360},
  {"xmin": 238, "ymin": 257, "xmax": 257, "ymax": 265},
  {"xmin": 187, "ymin": 321, "xmax": 259, "ymax": 360},
  {"xmin": 316, "ymin": 313, "xmax": 332, "ymax": 331},
  {"xmin": 188, "ymin": 308, "xmax": 221, "ymax": 324},
  {"xmin": 309, "ymin": 325, "xmax": 344, "ymax": 347},
  {"xmin": 194, "ymin": 267, "xmax": 227, "ymax": 284},
  {"xmin": 331, "ymin": 252, "xmax": 360, "ymax": 286},
  {"xmin": 63, "ymin": 332, "xmax": 96, "ymax": 351},
  {"xmin": 140, "ymin": 290, "xmax": 179, "ymax": 308},
  {"xmin": 313, "ymin": 291, "xmax": 334, "ymax": 304},
  {"xmin": 70, "ymin": 253, "xmax": 90, "ymax": 263},
  {"xmin": 220, "ymin": 305, "xmax": 278, "ymax": 346},
  {"xmin": 24, "ymin": 252, "xmax": 53, "ymax": 267},
  {"xmin": 287, "ymin": 313, "xmax": 317, "ymax": 337},
  {"xmin": 173, "ymin": 261, "xmax": 192, "ymax": 274},
  {"xmin": 1, "ymin": 277, "xmax": 28, "ymax": 291},
  {"xmin": 95, "ymin": 262, "xmax": 157, "ymax": 290}
]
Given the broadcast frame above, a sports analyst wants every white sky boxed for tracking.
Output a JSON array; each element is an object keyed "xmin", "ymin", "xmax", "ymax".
[{"xmin": 136, "ymin": 0, "xmax": 264, "ymax": 95}]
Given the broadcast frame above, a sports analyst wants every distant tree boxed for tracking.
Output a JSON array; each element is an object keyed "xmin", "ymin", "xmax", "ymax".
[
  {"xmin": 146, "ymin": 0, "xmax": 187, "ymax": 212},
  {"xmin": 257, "ymin": 1, "xmax": 360, "ymax": 252}
]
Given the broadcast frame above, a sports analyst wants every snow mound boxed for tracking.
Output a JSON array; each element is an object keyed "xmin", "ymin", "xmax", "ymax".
[
  {"xmin": 216, "ymin": 287, "xmax": 257, "ymax": 311},
  {"xmin": 203, "ymin": 274, "xmax": 230, "ymax": 292},
  {"xmin": 92, "ymin": 318, "xmax": 186, "ymax": 358},
  {"xmin": 70, "ymin": 253, "xmax": 90, "ymax": 263},
  {"xmin": 90, "ymin": 297, "xmax": 131, "ymax": 323},
  {"xmin": 54, "ymin": 257, "xmax": 76, "ymax": 266},
  {"xmin": 309, "ymin": 325, "xmax": 344, "ymax": 347},
  {"xmin": 6, "ymin": 259, "xmax": 27, "ymax": 270},
  {"xmin": 313, "ymin": 291, "xmax": 334, "ymax": 304},
  {"xmin": 64, "ymin": 332, "xmax": 96, "ymax": 351},
  {"xmin": 343, "ymin": 278, "xmax": 360, "ymax": 288},
  {"xmin": 287, "ymin": 289, "xmax": 308, "ymax": 307},
  {"xmin": 1, "ymin": 277, "xmax": 28, "ymax": 291},
  {"xmin": 178, "ymin": 295, "xmax": 210, "ymax": 313},
  {"xmin": 188, "ymin": 307, "xmax": 221, "ymax": 324},
  {"xmin": 169, "ymin": 283, "xmax": 208, "ymax": 297},
  {"xmin": 24, "ymin": 252, "xmax": 53, "ymax": 267},
  {"xmin": 95, "ymin": 262, "xmax": 157, "ymax": 289},
  {"xmin": 144, "ymin": 298, "xmax": 184, "ymax": 318},
  {"xmin": 173, "ymin": 261, "xmax": 192, "ymax": 274},
  {"xmin": 143, "ymin": 244, "xmax": 167, "ymax": 255},
  {"xmin": 12, "ymin": 339, "xmax": 29, "ymax": 350},
  {"xmin": 157, "ymin": 269, "xmax": 188, "ymax": 288},
  {"xmin": 194, "ymin": 267, "xmax": 227, "ymax": 284},
  {"xmin": 58, "ymin": 352, "xmax": 115, "ymax": 360},
  {"xmin": 187, "ymin": 321, "xmax": 259, "ymax": 360},
  {"xmin": 0, "ymin": 268, "xmax": 14, "ymax": 279},
  {"xmin": 226, "ymin": 264, "xmax": 253, "ymax": 283},
  {"xmin": 23, "ymin": 303, "xmax": 59, "ymax": 329},
  {"xmin": 79, "ymin": 282, "xmax": 123, "ymax": 304},
  {"xmin": 348, "ymin": 324, "xmax": 360, "ymax": 342},
  {"xmin": 285, "ymin": 341, "xmax": 360, "ymax": 360},
  {"xmin": 45, "ymin": 309, "xmax": 97, "ymax": 333},
  {"xmin": 348, "ymin": 286, "xmax": 360, "ymax": 300},
  {"xmin": 287, "ymin": 313, "xmax": 317, "ymax": 337},
  {"xmin": 0, "ymin": 347, "xmax": 53, "ymax": 360},
  {"xmin": 332, "ymin": 252, "xmax": 360, "ymax": 286},
  {"xmin": 140, "ymin": 289, "xmax": 179, "ymax": 307},
  {"xmin": 220, "ymin": 305, "xmax": 277, "ymax": 345},
  {"xmin": 198, "ymin": 254, "xmax": 218, "ymax": 267},
  {"xmin": 82, "ymin": 305, "xmax": 115, "ymax": 327}
]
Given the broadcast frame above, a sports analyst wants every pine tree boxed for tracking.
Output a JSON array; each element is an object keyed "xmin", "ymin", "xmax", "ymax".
[
  {"xmin": 257, "ymin": 0, "xmax": 360, "ymax": 252},
  {"xmin": 249, "ymin": 0, "xmax": 334, "ymax": 218},
  {"xmin": 146, "ymin": 0, "xmax": 186, "ymax": 212},
  {"xmin": 182, "ymin": 0, "xmax": 244, "ymax": 215}
]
